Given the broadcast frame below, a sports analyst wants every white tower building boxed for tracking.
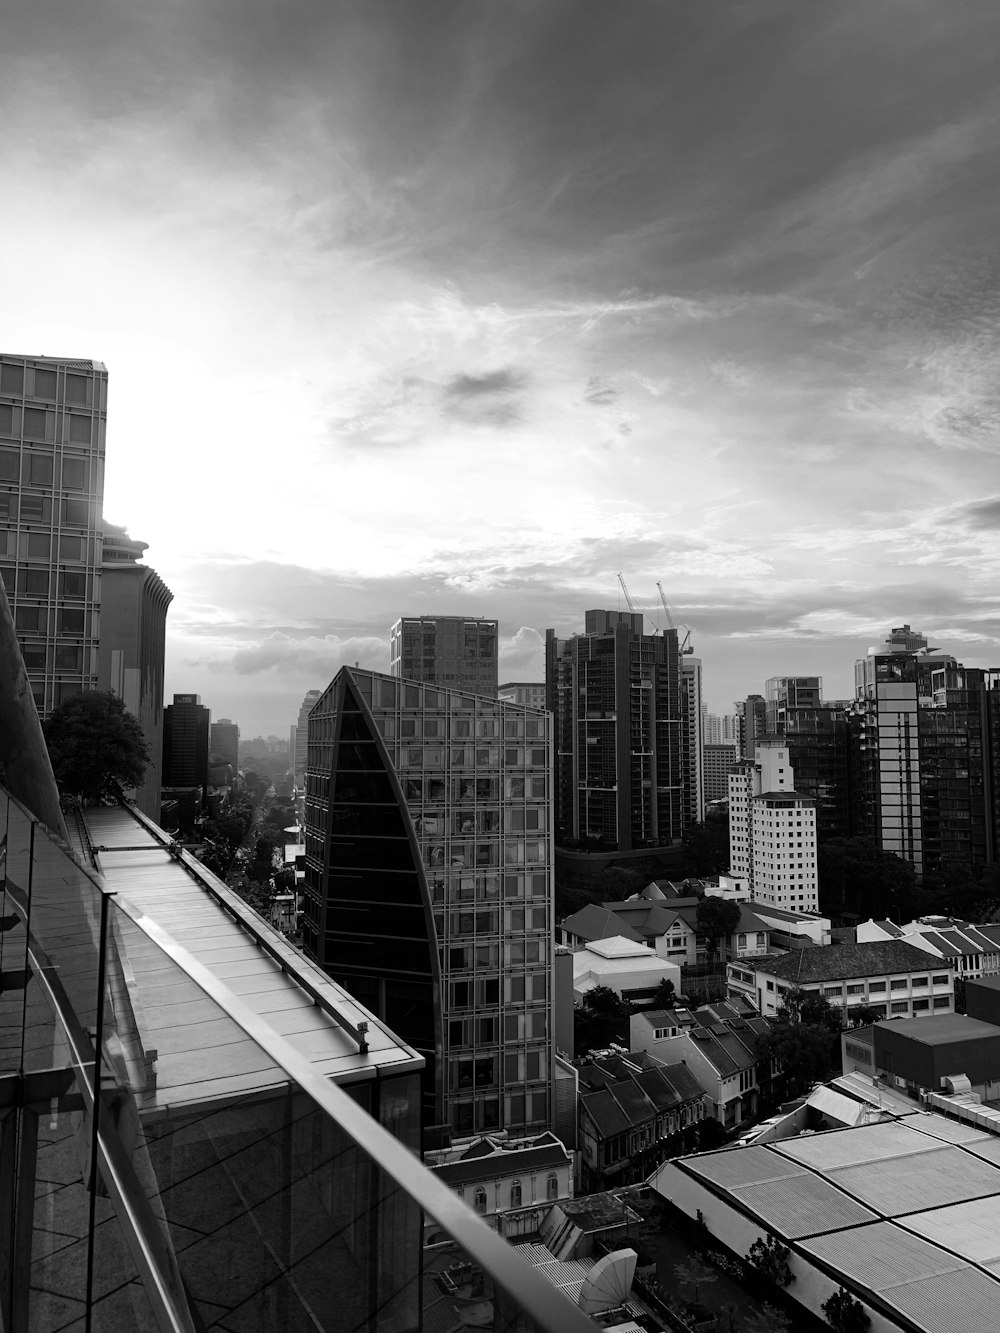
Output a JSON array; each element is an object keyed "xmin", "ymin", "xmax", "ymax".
[{"xmin": 728, "ymin": 737, "xmax": 818, "ymax": 912}]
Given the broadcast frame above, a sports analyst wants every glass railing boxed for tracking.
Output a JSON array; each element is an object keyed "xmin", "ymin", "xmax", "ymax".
[{"xmin": 0, "ymin": 786, "xmax": 595, "ymax": 1333}]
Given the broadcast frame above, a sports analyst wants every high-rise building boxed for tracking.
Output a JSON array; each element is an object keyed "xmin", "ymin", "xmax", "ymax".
[
  {"xmin": 0, "ymin": 354, "xmax": 108, "ymax": 715},
  {"xmin": 304, "ymin": 667, "xmax": 554, "ymax": 1142},
  {"xmin": 210, "ymin": 716, "xmax": 240, "ymax": 769},
  {"xmin": 704, "ymin": 742, "xmax": 738, "ymax": 803},
  {"xmin": 729, "ymin": 738, "xmax": 819, "ymax": 911},
  {"xmin": 293, "ymin": 687, "xmax": 322, "ymax": 780},
  {"xmin": 390, "ymin": 616, "xmax": 499, "ymax": 696},
  {"xmin": 765, "ymin": 675, "xmax": 851, "ymax": 840},
  {"xmin": 545, "ymin": 611, "xmax": 684, "ymax": 851},
  {"xmin": 851, "ymin": 626, "xmax": 1000, "ymax": 881},
  {"xmin": 735, "ymin": 694, "xmax": 767, "ymax": 760},
  {"xmin": 97, "ymin": 522, "xmax": 173, "ymax": 819},
  {"xmin": 681, "ymin": 656, "xmax": 705, "ymax": 826},
  {"xmin": 162, "ymin": 693, "xmax": 210, "ymax": 790},
  {"xmin": 498, "ymin": 681, "xmax": 546, "ymax": 709}
]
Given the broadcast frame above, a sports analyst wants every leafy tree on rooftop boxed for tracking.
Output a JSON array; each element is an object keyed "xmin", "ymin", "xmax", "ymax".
[{"xmin": 43, "ymin": 691, "xmax": 149, "ymax": 805}]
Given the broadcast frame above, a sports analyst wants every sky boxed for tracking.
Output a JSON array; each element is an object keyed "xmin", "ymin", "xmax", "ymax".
[{"xmin": 4, "ymin": 1, "xmax": 1000, "ymax": 736}]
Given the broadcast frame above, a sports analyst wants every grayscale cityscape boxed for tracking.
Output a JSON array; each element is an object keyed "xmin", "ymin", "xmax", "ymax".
[{"xmin": 3, "ymin": 5, "xmax": 1000, "ymax": 1332}]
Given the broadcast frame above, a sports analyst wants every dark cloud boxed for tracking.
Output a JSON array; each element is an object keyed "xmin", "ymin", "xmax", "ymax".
[
  {"xmin": 584, "ymin": 376, "xmax": 620, "ymax": 406},
  {"xmin": 946, "ymin": 496, "xmax": 1000, "ymax": 530},
  {"xmin": 441, "ymin": 368, "xmax": 528, "ymax": 427}
]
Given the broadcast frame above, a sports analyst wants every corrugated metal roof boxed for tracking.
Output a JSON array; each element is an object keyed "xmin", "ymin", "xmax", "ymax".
[
  {"xmin": 828, "ymin": 1145, "xmax": 1000, "ymax": 1215},
  {"xmin": 901, "ymin": 1196, "xmax": 1000, "ymax": 1265},
  {"xmin": 731, "ymin": 1174, "xmax": 877, "ymax": 1239},
  {"xmin": 886, "ymin": 1266, "xmax": 1000, "ymax": 1333},
  {"xmin": 800, "ymin": 1222, "xmax": 966, "ymax": 1290},
  {"xmin": 774, "ymin": 1120, "xmax": 933, "ymax": 1171},
  {"xmin": 899, "ymin": 1111, "xmax": 994, "ymax": 1146},
  {"xmin": 684, "ymin": 1145, "xmax": 802, "ymax": 1190}
]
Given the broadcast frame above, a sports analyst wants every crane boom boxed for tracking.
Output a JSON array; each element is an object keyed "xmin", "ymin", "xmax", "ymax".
[
  {"xmin": 617, "ymin": 572, "xmax": 636, "ymax": 614},
  {"xmin": 656, "ymin": 580, "xmax": 694, "ymax": 653},
  {"xmin": 656, "ymin": 582, "xmax": 676, "ymax": 630}
]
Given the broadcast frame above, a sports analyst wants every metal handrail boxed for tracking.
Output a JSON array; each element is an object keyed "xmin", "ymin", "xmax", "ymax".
[{"xmin": 112, "ymin": 893, "xmax": 597, "ymax": 1333}]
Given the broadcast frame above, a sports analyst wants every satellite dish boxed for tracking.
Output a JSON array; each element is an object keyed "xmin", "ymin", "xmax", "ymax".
[{"xmin": 578, "ymin": 1248, "xmax": 637, "ymax": 1314}]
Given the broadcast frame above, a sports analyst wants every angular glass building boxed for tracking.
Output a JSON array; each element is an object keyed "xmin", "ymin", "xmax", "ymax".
[{"xmin": 304, "ymin": 668, "xmax": 554, "ymax": 1141}]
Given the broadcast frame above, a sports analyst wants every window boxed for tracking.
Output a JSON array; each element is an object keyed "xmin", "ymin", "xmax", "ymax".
[
  {"xmin": 869, "ymin": 982, "xmax": 886, "ymax": 993},
  {"xmin": 932, "ymin": 975, "xmax": 949, "ymax": 985},
  {"xmin": 15, "ymin": 606, "xmax": 43, "ymax": 632},
  {"xmin": 0, "ymin": 449, "xmax": 17, "ymax": 480},
  {"xmin": 911, "ymin": 976, "xmax": 928, "ymax": 988},
  {"xmin": 891, "ymin": 1001, "xmax": 908, "ymax": 1014},
  {"xmin": 62, "ymin": 457, "xmax": 86, "ymax": 489},
  {"xmin": 60, "ymin": 609, "xmax": 85, "ymax": 636},
  {"xmin": 64, "ymin": 373, "xmax": 88, "ymax": 405},
  {"xmin": 22, "ymin": 407, "xmax": 48, "ymax": 438},
  {"xmin": 933, "ymin": 996, "xmax": 951, "ymax": 1010},
  {"xmin": 23, "ymin": 569, "xmax": 48, "ymax": 596},
  {"xmin": 63, "ymin": 498, "xmax": 89, "ymax": 526},
  {"xmin": 846, "ymin": 984, "xmax": 865, "ymax": 995},
  {"xmin": 33, "ymin": 369, "xmax": 56, "ymax": 399},
  {"xmin": 20, "ymin": 493, "xmax": 45, "ymax": 520},
  {"xmin": 912, "ymin": 998, "xmax": 929, "ymax": 1012},
  {"xmin": 0, "ymin": 363, "xmax": 24, "ymax": 394},
  {"xmin": 510, "ymin": 1180, "xmax": 521, "ymax": 1209},
  {"xmin": 55, "ymin": 646, "xmax": 81, "ymax": 671},
  {"xmin": 29, "ymin": 454, "xmax": 53, "ymax": 485},
  {"xmin": 473, "ymin": 1187, "xmax": 487, "ymax": 1214},
  {"xmin": 547, "ymin": 1173, "xmax": 559, "ymax": 1201},
  {"xmin": 890, "ymin": 979, "xmax": 907, "ymax": 991}
]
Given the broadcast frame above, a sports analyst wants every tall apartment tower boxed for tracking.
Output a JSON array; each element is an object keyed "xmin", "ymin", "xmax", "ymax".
[
  {"xmin": 97, "ymin": 523, "xmax": 173, "ymax": 819},
  {"xmin": 0, "ymin": 355, "xmax": 108, "ymax": 715},
  {"xmin": 210, "ymin": 717, "xmax": 240, "ymax": 770},
  {"xmin": 728, "ymin": 738, "xmax": 819, "ymax": 911},
  {"xmin": 293, "ymin": 688, "xmax": 322, "ymax": 781},
  {"xmin": 162, "ymin": 694, "xmax": 211, "ymax": 791},
  {"xmin": 545, "ymin": 611, "xmax": 684, "ymax": 851},
  {"xmin": 765, "ymin": 675, "xmax": 851, "ymax": 840},
  {"xmin": 851, "ymin": 626, "xmax": 1000, "ymax": 881},
  {"xmin": 735, "ymin": 694, "xmax": 767, "ymax": 760},
  {"xmin": 304, "ymin": 668, "xmax": 554, "ymax": 1141},
  {"xmin": 681, "ymin": 656, "xmax": 705, "ymax": 826},
  {"xmin": 390, "ymin": 616, "xmax": 499, "ymax": 697}
]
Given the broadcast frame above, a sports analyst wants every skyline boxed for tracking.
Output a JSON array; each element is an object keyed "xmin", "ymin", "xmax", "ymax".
[{"xmin": 4, "ymin": 2, "xmax": 1000, "ymax": 734}]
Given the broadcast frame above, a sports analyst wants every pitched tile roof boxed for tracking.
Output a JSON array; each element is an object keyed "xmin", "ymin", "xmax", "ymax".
[
  {"xmin": 744, "ymin": 940, "xmax": 941, "ymax": 984},
  {"xmin": 561, "ymin": 903, "xmax": 643, "ymax": 943},
  {"xmin": 429, "ymin": 1136, "xmax": 570, "ymax": 1187}
]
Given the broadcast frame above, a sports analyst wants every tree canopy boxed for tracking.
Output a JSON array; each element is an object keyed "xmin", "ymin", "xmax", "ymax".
[
  {"xmin": 43, "ymin": 691, "xmax": 149, "ymax": 804},
  {"xmin": 695, "ymin": 896, "xmax": 742, "ymax": 958},
  {"xmin": 818, "ymin": 836, "xmax": 918, "ymax": 921},
  {"xmin": 575, "ymin": 985, "xmax": 633, "ymax": 1055},
  {"xmin": 759, "ymin": 986, "xmax": 842, "ymax": 1094}
]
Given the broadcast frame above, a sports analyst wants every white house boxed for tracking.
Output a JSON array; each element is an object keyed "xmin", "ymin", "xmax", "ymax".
[{"xmin": 572, "ymin": 936, "xmax": 681, "ymax": 1007}]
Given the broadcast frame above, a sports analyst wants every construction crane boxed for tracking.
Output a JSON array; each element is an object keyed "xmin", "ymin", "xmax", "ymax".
[
  {"xmin": 617, "ymin": 572, "xmax": 637, "ymax": 615},
  {"xmin": 657, "ymin": 581, "xmax": 693, "ymax": 654}
]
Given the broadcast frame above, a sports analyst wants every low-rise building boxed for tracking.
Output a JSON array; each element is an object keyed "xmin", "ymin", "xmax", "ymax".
[
  {"xmin": 572, "ymin": 936, "xmax": 681, "ymax": 1007},
  {"xmin": 630, "ymin": 1006, "xmax": 774, "ymax": 1131},
  {"xmin": 729, "ymin": 940, "xmax": 955, "ymax": 1020},
  {"xmin": 426, "ymin": 1131, "xmax": 573, "ymax": 1231},
  {"xmin": 841, "ymin": 1013, "xmax": 1000, "ymax": 1105},
  {"xmin": 858, "ymin": 915, "xmax": 1000, "ymax": 981},
  {"xmin": 577, "ymin": 1051, "xmax": 706, "ymax": 1190}
]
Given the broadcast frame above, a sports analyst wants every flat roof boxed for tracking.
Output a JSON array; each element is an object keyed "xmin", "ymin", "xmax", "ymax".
[
  {"xmin": 84, "ymin": 806, "xmax": 423, "ymax": 1110},
  {"xmin": 874, "ymin": 1013, "xmax": 1000, "ymax": 1046}
]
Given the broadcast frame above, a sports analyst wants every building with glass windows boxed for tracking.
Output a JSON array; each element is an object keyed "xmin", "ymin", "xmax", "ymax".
[
  {"xmin": 545, "ymin": 610, "xmax": 684, "ymax": 850},
  {"xmin": 303, "ymin": 667, "xmax": 554, "ymax": 1143},
  {"xmin": 0, "ymin": 354, "xmax": 108, "ymax": 715},
  {"xmin": 390, "ymin": 615, "xmax": 499, "ymax": 696}
]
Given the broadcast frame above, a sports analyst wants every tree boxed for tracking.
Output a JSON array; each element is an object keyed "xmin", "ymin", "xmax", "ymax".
[
  {"xmin": 818, "ymin": 836, "xmax": 918, "ymax": 922},
  {"xmin": 575, "ymin": 986, "xmax": 633, "ymax": 1055},
  {"xmin": 695, "ymin": 897, "xmax": 741, "ymax": 965},
  {"xmin": 846, "ymin": 1002, "xmax": 881, "ymax": 1028},
  {"xmin": 648, "ymin": 977, "xmax": 676, "ymax": 1010},
  {"xmin": 682, "ymin": 815, "xmax": 730, "ymax": 877},
  {"xmin": 822, "ymin": 1286, "xmax": 870, "ymax": 1333},
  {"xmin": 745, "ymin": 1234, "xmax": 794, "ymax": 1288},
  {"xmin": 778, "ymin": 987, "xmax": 843, "ymax": 1033},
  {"xmin": 43, "ymin": 691, "xmax": 150, "ymax": 804}
]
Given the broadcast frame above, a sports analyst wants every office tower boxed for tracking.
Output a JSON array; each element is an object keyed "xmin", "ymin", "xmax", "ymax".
[
  {"xmin": 852, "ymin": 626, "xmax": 1000, "ymax": 881},
  {"xmin": 210, "ymin": 716, "xmax": 240, "ymax": 769},
  {"xmin": 162, "ymin": 693, "xmax": 210, "ymax": 790},
  {"xmin": 765, "ymin": 675, "xmax": 851, "ymax": 840},
  {"xmin": 97, "ymin": 522, "xmax": 173, "ymax": 819},
  {"xmin": 728, "ymin": 737, "xmax": 819, "ymax": 910},
  {"xmin": 294, "ymin": 687, "xmax": 322, "ymax": 780},
  {"xmin": 703, "ymin": 708, "xmax": 724, "ymax": 746},
  {"xmin": 498, "ymin": 681, "xmax": 546, "ymax": 708},
  {"xmin": 681, "ymin": 656, "xmax": 705, "ymax": 826},
  {"xmin": 704, "ymin": 742, "xmax": 738, "ymax": 803},
  {"xmin": 735, "ymin": 694, "xmax": 767, "ymax": 760},
  {"xmin": 304, "ymin": 667, "xmax": 554, "ymax": 1141},
  {"xmin": 546, "ymin": 610, "xmax": 684, "ymax": 851},
  {"xmin": 0, "ymin": 354, "xmax": 107, "ymax": 715},
  {"xmin": 390, "ymin": 615, "xmax": 499, "ymax": 696}
]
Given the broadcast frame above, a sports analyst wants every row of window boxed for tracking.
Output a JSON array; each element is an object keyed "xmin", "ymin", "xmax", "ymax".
[
  {"xmin": 468, "ymin": 1175, "xmax": 560, "ymax": 1214},
  {"xmin": 0, "ymin": 405, "xmax": 96, "ymax": 444},
  {"xmin": 0, "ymin": 494, "xmax": 92, "ymax": 526},
  {"xmin": 0, "ymin": 364, "xmax": 93, "ymax": 402},
  {"xmin": 0, "ymin": 451, "xmax": 91, "ymax": 487}
]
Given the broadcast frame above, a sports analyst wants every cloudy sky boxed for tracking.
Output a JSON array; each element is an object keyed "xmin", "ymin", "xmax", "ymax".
[{"xmin": 4, "ymin": 1, "xmax": 1000, "ymax": 735}]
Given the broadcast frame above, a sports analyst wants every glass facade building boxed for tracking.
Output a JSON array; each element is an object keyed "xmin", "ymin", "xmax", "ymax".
[
  {"xmin": 303, "ymin": 668, "xmax": 554, "ymax": 1141},
  {"xmin": 0, "ymin": 354, "xmax": 108, "ymax": 716},
  {"xmin": 390, "ymin": 616, "xmax": 499, "ymax": 697},
  {"xmin": 545, "ymin": 610, "xmax": 684, "ymax": 850}
]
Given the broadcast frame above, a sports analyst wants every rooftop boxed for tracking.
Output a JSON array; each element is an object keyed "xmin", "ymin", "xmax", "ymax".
[
  {"xmin": 872, "ymin": 1013, "xmax": 1000, "ymax": 1047},
  {"xmin": 744, "ymin": 940, "xmax": 941, "ymax": 984}
]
